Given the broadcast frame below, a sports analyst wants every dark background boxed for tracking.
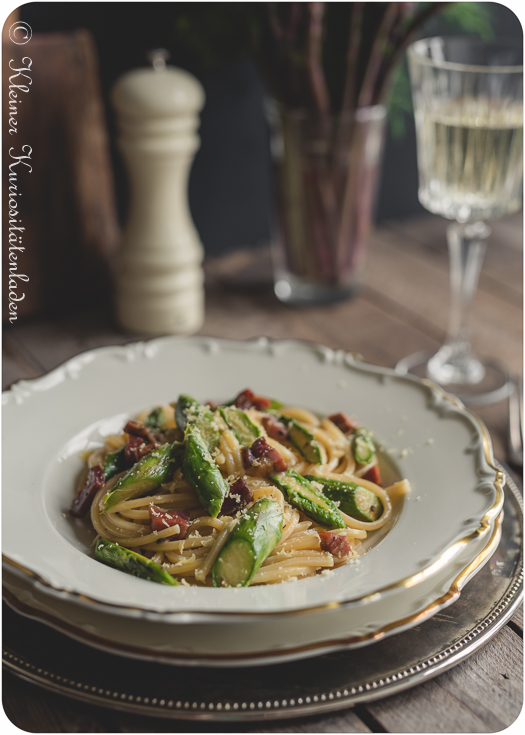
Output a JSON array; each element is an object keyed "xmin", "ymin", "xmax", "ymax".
[{"xmin": 20, "ymin": 2, "xmax": 523, "ymax": 257}]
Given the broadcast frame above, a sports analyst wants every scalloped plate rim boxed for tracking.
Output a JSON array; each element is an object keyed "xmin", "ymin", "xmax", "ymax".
[{"xmin": 2, "ymin": 335, "xmax": 503, "ymax": 621}]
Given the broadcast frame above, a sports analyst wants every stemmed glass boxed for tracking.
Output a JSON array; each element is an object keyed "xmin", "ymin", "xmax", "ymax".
[{"xmin": 397, "ymin": 37, "xmax": 523, "ymax": 405}]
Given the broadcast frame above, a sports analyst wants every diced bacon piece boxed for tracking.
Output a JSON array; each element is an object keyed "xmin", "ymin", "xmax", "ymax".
[
  {"xmin": 124, "ymin": 420, "xmax": 157, "ymax": 444},
  {"xmin": 262, "ymin": 414, "xmax": 288, "ymax": 440},
  {"xmin": 206, "ymin": 401, "xmax": 219, "ymax": 409},
  {"xmin": 251, "ymin": 395, "xmax": 271, "ymax": 410},
  {"xmin": 71, "ymin": 464, "xmax": 105, "ymax": 517},
  {"xmin": 149, "ymin": 504, "xmax": 190, "ymax": 540},
  {"xmin": 124, "ymin": 435, "xmax": 145, "ymax": 464},
  {"xmin": 362, "ymin": 464, "xmax": 382, "ymax": 487},
  {"xmin": 136, "ymin": 441, "xmax": 160, "ymax": 462},
  {"xmin": 221, "ymin": 478, "xmax": 253, "ymax": 515},
  {"xmin": 319, "ymin": 531, "xmax": 351, "ymax": 558},
  {"xmin": 241, "ymin": 446, "xmax": 255, "ymax": 469},
  {"xmin": 234, "ymin": 389, "xmax": 255, "ymax": 409},
  {"xmin": 328, "ymin": 412, "xmax": 360, "ymax": 434},
  {"xmin": 249, "ymin": 436, "xmax": 287, "ymax": 475},
  {"xmin": 233, "ymin": 389, "xmax": 271, "ymax": 411},
  {"xmin": 124, "ymin": 435, "xmax": 159, "ymax": 466}
]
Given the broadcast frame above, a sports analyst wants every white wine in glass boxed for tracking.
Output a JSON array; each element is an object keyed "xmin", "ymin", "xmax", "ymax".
[
  {"xmin": 417, "ymin": 100, "xmax": 523, "ymax": 223},
  {"xmin": 403, "ymin": 37, "xmax": 523, "ymax": 402}
]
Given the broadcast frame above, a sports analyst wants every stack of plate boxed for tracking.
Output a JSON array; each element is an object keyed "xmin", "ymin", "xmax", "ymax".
[{"xmin": 2, "ymin": 337, "xmax": 505, "ymax": 667}]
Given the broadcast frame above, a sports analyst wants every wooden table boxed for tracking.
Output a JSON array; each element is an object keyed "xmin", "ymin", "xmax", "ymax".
[{"xmin": 3, "ymin": 213, "xmax": 523, "ymax": 733}]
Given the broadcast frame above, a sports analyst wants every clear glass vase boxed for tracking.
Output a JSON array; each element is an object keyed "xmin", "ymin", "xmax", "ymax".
[{"xmin": 269, "ymin": 105, "xmax": 387, "ymax": 305}]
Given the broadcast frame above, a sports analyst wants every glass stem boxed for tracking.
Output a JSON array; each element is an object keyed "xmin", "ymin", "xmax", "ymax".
[{"xmin": 445, "ymin": 221, "xmax": 490, "ymax": 352}]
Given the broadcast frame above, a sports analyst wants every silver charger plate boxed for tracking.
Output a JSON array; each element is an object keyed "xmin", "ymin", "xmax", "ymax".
[{"xmin": 3, "ymin": 463, "xmax": 522, "ymax": 721}]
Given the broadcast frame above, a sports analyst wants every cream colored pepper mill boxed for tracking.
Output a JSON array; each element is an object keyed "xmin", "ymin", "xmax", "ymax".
[{"xmin": 112, "ymin": 50, "xmax": 205, "ymax": 335}]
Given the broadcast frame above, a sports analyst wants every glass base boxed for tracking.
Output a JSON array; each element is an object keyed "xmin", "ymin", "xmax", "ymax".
[
  {"xmin": 427, "ymin": 345, "xmax": 486, "ymax": 385},
  {"xmin": 274, "ymin": 273, "xmax": 357, "ymax": 306},
  {"xmin": 395, "ymin": 351, "xmax": 513, "ymax": 407}
]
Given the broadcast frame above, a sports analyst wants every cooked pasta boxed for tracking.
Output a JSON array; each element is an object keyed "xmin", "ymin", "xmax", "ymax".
[{"xmin": 72, "ymin": 390, "xmax": 409, "ymax": 587}]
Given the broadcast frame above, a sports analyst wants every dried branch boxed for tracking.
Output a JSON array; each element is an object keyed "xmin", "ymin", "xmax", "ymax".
[
  {"xmin": 332, "ymin": 4, "xmax": 364, "ymax": 177},
  {"xmin": 266, "ymin": 2, "xmax": 304, "ymax": 106},
  {"xmin": 267, "ymin": 2, "xmax": 285, "ymax": 42},
  {"xmin": 340, "ymin": 2, "xmax": 365, "ymax": 115},
  {"xmin": 306, "ymin": 2, "xmax": 330, "ymax": 117},
  {"xmin": 396, "ymin": 0, "xmax": 448, "ymax": 44},
  {"xmin": 286, "ymin": 2, "xmax": 302, "ymax": 47},
  {"xmin": 357, "ymin": 2, "xmax": 403, "ymax": 109},
  {"xmin": 373, "ymin": 1, "xmax": 448, "ymax": 102}
]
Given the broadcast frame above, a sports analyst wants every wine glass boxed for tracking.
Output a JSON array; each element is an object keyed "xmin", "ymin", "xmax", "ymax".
[{"xmin": 397, "ymin": 37, "xmax": 523, "ymax": 405}]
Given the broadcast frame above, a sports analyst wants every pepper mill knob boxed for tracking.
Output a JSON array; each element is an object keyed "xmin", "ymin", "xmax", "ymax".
[
  {"xmin": 146, "ymin": 48, "xmax": 170, "ymax": 71},
  {"xmin": 111, "ymin": 52, "xmax": 205, "ymax": 335}
]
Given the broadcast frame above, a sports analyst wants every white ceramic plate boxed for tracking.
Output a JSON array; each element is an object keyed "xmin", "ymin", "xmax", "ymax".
[
  {"xmin": 2, "ymin": 507, "xmax": 503, "ymax": 667},
  {"xmin": 2, "ymin": 337, "xmax": 503, "ymax": 621}
]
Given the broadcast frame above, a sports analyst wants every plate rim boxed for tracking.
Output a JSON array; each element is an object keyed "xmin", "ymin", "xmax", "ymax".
[
  {"xmin": 2, "ymin": 465, "xmax": 522, "ymax": 716},
  {"xmin": 2, "ymin": 506, "xmax": 505, "ymax": 666},
  {"xmin": 2, "ymin": 335, "xmax": 505, "ymax": 620}
]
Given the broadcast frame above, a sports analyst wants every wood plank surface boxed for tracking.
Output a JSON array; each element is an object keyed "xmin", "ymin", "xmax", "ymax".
[
  {"xmin": 389, "ymin": 213, "xmax": 523, "ymax": 300},
  {"xmin": 2, "ymin": 214, "xmax": 522, "ymax": 733},
  {"xmin": 365, "ymin": 226, "xmax": 522, "ymax": 371},
  {"xmin": 366, "ymin": 626, "xmax": 523, "ymax": 733}
]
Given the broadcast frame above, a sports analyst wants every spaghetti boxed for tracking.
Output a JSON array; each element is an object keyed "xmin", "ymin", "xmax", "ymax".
[{"xmin": 74, "ymin": 391, "xmax": 409, "ymax": 587}]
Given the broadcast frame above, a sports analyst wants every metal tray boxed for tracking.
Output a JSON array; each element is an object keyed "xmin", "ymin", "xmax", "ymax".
[{"xmin": 3, "ymin": 464, "xmax": 522, "ymax": 722}]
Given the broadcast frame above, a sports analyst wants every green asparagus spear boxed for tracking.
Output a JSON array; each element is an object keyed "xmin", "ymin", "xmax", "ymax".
[
  {"xmin": 174, "ymin": 394, "xmax": 198, "ymax": 431},
  {"xmin": 212, "ymin": 498, "xmax": 283, "ymax": 587},
  {"xmin": 353, "ymin": 427, "xmax": 375, "ymax": 465},
  {"xmin": 174, "ymin": 395, "xmax": 220, "ymax": 451},
  {"xmin": 95, "ymin": 538, "xmax": 178, "ymax": 585},
  {"xmin": 103, "ymin": 442, "xmax": 183, "ymax": 511},
  {"xmin": 271, "ymin": 470, "xmax": 345, "ymax": 529},
  {"xmin": 269, "ymin": 413, "xmax": 322, "ymax": 464},
  {"xmin": 305, "ymin": 475, "xmax": 383, "ymax": 522},
  {"xmin": 218, "ymin": 406, "xmax": 260, "ymax": 446},
  {"xmin": 182, "ymin": 426, "xmax": 228, "ymax": 518},
  {"xmin": 287, "ymin": 418, "xmax": 322, "ymax": 464},
  {"xmin": 103, "ymin": 447, "xmax": 127, "ymax": 480},
  {"xmin": 144, "ymin": 406, "xmax": 166, "ymax": 429},
  {"xmin": 103, "ymin": 407, "xmax": 168, "ymax": 482}
]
